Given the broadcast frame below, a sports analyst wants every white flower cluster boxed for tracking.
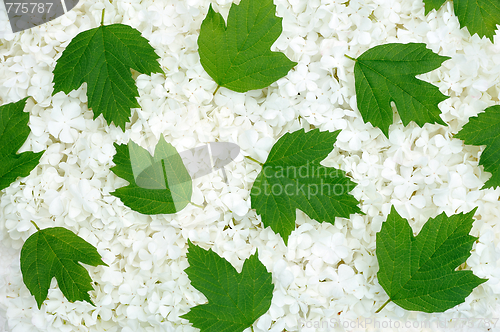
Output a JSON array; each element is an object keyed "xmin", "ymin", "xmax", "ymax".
[{"xmin": 1, "ymin": 0, "xmax": 500, "ymax": 331}]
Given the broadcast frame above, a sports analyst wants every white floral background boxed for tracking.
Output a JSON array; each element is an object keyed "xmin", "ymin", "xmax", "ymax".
[{"xmin": 1, "ymin": 0, "xmax": 500, "ymax": 331}]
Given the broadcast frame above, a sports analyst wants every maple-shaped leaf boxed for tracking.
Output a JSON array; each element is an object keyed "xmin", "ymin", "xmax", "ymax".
[
  {"xmin": 455, "ymin": 105, "xmax": 500, "ymax": 189},
  {"xmin": 110, "ymin": 136, "xmax": 192, "ymax": 215},
  {"xmin": 350, "ymin": 43, "xmax": 449, "ymax": 137},
  {"xmin": 181, "ymin": 240, "xmax": 273, "ymax": 332},
  {"xmin": 198, "ymin": 0, "xmax": 297, "ymax": 93},
  {"xmin": 0, "ymin": 97, "xmax": 44, "ymax": 191},
  {"xmin": 52, "ymin": 23, "xmax": 164, "ymax": 130},
  {"xmin": 376, "ymin": 206, "xmax": 487, "ymax": 313},
  {"xmin": 250, "ymin": 129, "xmax": 361, "ymax": 245},
  {"xmin": 20, "ymin": 225, "xmax": 107, "ymax": 309},
  {"xmin": 423, "ymin": 0, "xmax": 500, "ymax": 42}
]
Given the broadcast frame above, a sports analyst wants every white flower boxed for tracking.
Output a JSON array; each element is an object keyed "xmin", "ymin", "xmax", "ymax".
[
  {"xmin": 336, "ymin": 125, "xmax": 370, "ymax": 151},
  {"xmin": 286, "ymin": 63, "xmax": 320, "ymax": 94},
  {"xmin": 68, "ymin": 179, "xmax": 101, "ymax": 216},
  {"xmin": 238, "ymin": 130, "xmax": 274, "ymax": 163},
  {"xmin": 373, "ymin": 0, "xmax": 402, "ymax": 24},
  {"xmin": 289, "ymin": 36, "xmax": 318, "ymax": 64},
  {"xmin": 261, "ymin": 92, "xmax": 295, "ymax": 127},
  {"xmin": 27, "ymin": 71, "xmax": 52, "ymax": 104},
  {"xmin": 310, "ymin": 232, "xmax": 348, "ymax": 265},
  {"xmin": 392, "ymin": 165, "xmax": 421, "ymax": 199},
  {"xmin": 421, "ymin": 159, "xmax": 447, "ymax": 185},
  {"xmin": 47, "ymin": 101, "xmax": 86, "ymax": 143},
  {"xmin": 391, "ymin": 194, "xmax": 427, "ymax": 220},
  {"xmin": 318, "ymin": 264, "xmax": 364, "ymax": 299}
]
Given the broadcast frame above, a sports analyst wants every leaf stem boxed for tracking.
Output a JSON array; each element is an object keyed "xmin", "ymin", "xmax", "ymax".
[
  {"xmin": 101, "ymin": 8, "xmax": 105, "ymax": 26},
  {"xmin": 190, "ymin": 201, "xmax": 204, "ymax": 209},
  {"xmin": 244, "ymin": 155, "xmax": 263, "ymax": 166},
  {"xmin": 375, "ymin": 298, "xmax": 391, "ymax": 313},
  {"xmin": 344, "ymin": 54, "xmax": 357, "ymax": 62},
  {"xmin": 213, "ymin": 85, "xmax": 221, "ymax": 96},
  {"xmin": 30, "ymin": 220, "xmax": 41, "ymax": 231},
  {"xmin": 250, "ymin": 325, "xmax": 255, "ymax": 332}
]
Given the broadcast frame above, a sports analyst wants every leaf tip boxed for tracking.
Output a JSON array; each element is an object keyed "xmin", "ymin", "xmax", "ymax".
[
  {"xmin": 206, "ymin": 3, "xmax": 216, "ymax": 17},
  {"xmin": 381, "ymin": 127, "xmax": 390, "ymax": 139},
  {"xmin": 466, "ymin": 206, "xmax": 478, "ymax": 217}
]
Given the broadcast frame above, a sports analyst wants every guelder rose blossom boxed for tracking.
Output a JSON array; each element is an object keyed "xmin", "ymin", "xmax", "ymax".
[{"xmin": 47, "ymin": 101, "xmax": 86, "ymax": 143}]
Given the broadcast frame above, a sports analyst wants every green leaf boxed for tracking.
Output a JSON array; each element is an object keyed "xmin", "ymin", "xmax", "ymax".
[
  {"xmin": 423, "ymin": 0, "xmax": 446, "ymax": 15},
  {"xmin": 455, "ymin": 105, "xmax": 500, "ymax": 189},
  {"xmin": 20, "ymin": 226, "xmax": 107, "ymax": 309},
  {"xmin": 250, "ymin": 128, "xmax": 362, "ymax": 245},
  {"xmin": 181, "ymin": 240, "xmax": 273, "ymax": 332},
  {"xmin": 110, "ymin": 136, "xmax": 192, "ymax": 215},
  {"xmin": 198, "ymin": 0, "xmax": 297, "ymax": 93},
  {"xmin": 52, "ymin": 23, "xmax": 164, "ymax": 130},
  {"xmin": 423, "ymin": 0, "xmax": 500, "ymax": 42},
  {"xmin": 0, "ymin": 97, "xmax": 44, "ymax": 191},
  {"xmin": 376, "ymin": 206, "xmax": 487, "ymax": 313},
  {"xmin": 352, "ymin": 43, "xmax": 450, "ymax": 137}
]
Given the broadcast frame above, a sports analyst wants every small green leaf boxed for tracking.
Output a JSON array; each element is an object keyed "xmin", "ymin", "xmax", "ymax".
[
  {"xmin": 20, "ymin": 226, "xmax": 107, "ymax": 309},
  {"xmin": 198, "ymin": 0, "xmax": 297, "ymax": 93},
  {"xmin": 352, "ymin": 43, "xmax": 450, "ymax": 137},
  {"xmin": 0, "ymin": 97, "xmax": 44, "ymax": 191},
  {"xmin": 455, "ymin": 105, "xmax": 500, "ymax": 189},
  {"xmin": 110, "ymin": 136, "xmax": 192, "ymax": 214},
  {"xmin": 52, "ymin": 23, "xmax": 164, "ymax": 130},
  {"xmin": 376, "ymin": 206, "xmax": 487, "ymax": 313},
  {"xmin": 181, "ymin": 240, "xmax": 273, "ymax": 332},
  {"xmin": 250, "ymin": 128, "xmax": 361, "ymax": 245},
  {"xmin": 423, "ymin": 0, "xmax": 500, "ymax": 42}
]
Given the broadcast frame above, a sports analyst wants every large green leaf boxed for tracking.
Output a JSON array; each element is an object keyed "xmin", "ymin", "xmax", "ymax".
[
  {"xmin": 198, "ymin": 0, "xmax": 297, "ymax": 93},
  {"xmin": 423, "ymin": 0, "xmax": 500, "ymax": 42},
  {"xmin": 52, "ymin": 23, "xmax": 164, "ymax": 130},
  {"xmin": 0, "ymin": 97, "xmax": 44, "ymax": 191},
  {"xmin": 110, "ymin": 136, "xmax": 192, "ymax": 215},
  {"xmin": 250, "ymin": 129, "xmax": 361, "ymax": 245},
  {"xmin": 181, "ymin": 240, "xmax": 273, "ymax": 332},
  {"xmin": 20, "ymin": 226, "xmax": 107, "ymax": 309},
  {"xmin": 455, "ymin": 105, "xmax": 500, "ymax": 189},
  {"xmin": 351, "ymin": 43, "xmax": 449, "ymax": 137},
  {"xmin": 376, "ymin": 206, "xmax": 487, "ymax": 313}
]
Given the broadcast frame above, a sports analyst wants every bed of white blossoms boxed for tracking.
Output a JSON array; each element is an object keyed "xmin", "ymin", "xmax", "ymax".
[{"xmin": 1, "ymin": 0, "xmax": 500, "ymax": 331}]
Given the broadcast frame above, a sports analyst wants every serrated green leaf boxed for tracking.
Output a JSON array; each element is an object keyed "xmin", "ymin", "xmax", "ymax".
[
  {"xmin": 455, "ymin": 105, "xmax": 500, "ymax": 189},
  {"xmin": 423, "ymin": 0, "xmax": 446, "ymax": 15},
  {"xmin": 376, "ymin": 206, "xmax": 487, "ymax": 313},
  {"xmin": 198, "ymin": 0, "xmax": 297, "ymax": 93},
  {"xmin": 110, "ymin": 136, "xmax": 192, "ymax": 214},
  {"xmin": 250, "ymin": 128, "xmax": 362, "ymax": 245},
  {"xmin": 0, "ymin": 97, "xmax": 44, "ymax": 191},
  {"xmin": 423, "ymin": 0, "xmax": 500, "ymax": 42},
  {"xmin": 20, "ymin": 226, "xmax": 107, "ymax": 309},
  {"xmin": 352, "ymin": 43, "xmax": 449, "ymax": 137},
  {"xmin": 181, "ymin": 240, "xmax": 273, "ymax": 332},
  {"xmin": 52, "ymin": 23, "xmax": 164, "ymax": 130}
]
